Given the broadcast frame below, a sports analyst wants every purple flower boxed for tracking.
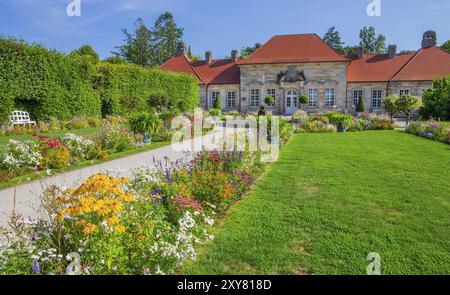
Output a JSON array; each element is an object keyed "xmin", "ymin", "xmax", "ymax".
[{"xmin": 33, "ymin": 259, "xmax": 41, "ymax": 274}]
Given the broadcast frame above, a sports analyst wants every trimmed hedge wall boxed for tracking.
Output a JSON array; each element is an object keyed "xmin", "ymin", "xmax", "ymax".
[
  {"xmin": 98, "ymin": 63, "xmax": 198, "ymax": 116},
  {"xmin": 0, "ymin": 38, "xmax": 199, "ymax": 124},
  {"xmin": 0, "ymin": 38, "xmax": 101, "ymax": 123}
]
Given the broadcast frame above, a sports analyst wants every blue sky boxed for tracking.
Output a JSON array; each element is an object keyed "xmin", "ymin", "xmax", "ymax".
[{"xmin": 0, "ymin": 0, "xmax": 449, "ymax": 59}]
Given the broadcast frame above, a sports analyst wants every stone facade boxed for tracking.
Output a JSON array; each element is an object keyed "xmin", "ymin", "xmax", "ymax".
[
  {"xmin": 201, "ymin": 84, "xmax": 241, "ymax": 111},
  {"xmin": 202, "ymin": 66, "xmax": 434, "ymax": 115},
  {"xmin": 238, "ymin": 62, "xmax": 348, "ymax": 114},
  {"xmin": 346, "ymin": 81, "xmax": 433, "ymax": 114}
]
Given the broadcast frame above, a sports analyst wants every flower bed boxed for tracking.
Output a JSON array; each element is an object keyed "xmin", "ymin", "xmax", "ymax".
[
  {"xmin": 0, "ymin": 116, "xmax": 101, "ymax": 137},
  {"xmin": 406, "ymin": 120, "xmax": 450, "ymax": 144},
  {"xmin": 293, "ymin": 111, "xmax": 395, "ymax": 133},
  {"xmin": 0, "ymin": 149, "xmax": 264, "ymax": 275}
]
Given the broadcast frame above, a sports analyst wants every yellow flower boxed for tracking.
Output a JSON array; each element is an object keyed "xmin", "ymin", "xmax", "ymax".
[
  {"xmin": 106, "ymin": 215, "xmax": 120, "ymax": 226},
  {"xmin": 120, "ymin": 193, "xmax": 135, "ymax": 202},
  {"xmin": 55, "ymin": 212, "xmax": 65, "ymax": 222},
  {"xmin": 83, "ymin": 223, "xmax": 97, "ymax": 235},
  {"xmin": 115, "ymin": 225, "xmax": 125, "ymax": 233}
]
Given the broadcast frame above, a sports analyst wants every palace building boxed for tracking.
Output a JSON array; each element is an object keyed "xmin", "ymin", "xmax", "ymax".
[{"xmin": 160, "ymin": 31, "xmax": 450, "ymax": 115}]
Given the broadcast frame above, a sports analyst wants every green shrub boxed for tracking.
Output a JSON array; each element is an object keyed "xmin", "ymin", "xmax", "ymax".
[
  {"xmin": 420, "ymin": 76, "xmax": 450, "ymax": 120},
  {"xmin": 298, "ymin": 95, "xmax": 309, "ymax": 105},
  {"xmin": 128, "ymin": 111, "xmax": 162, "ymax": 135},
  {"xmin": 0, "ymin": 38, "xmax": 101, "ymax": 124},
  {"xmin": 0, "ymin": 38, "xmax": 198, "ymax": 124},
  {"xmin": 265, "ymin": 96, "xmax": 275, "ymax": 106},
  {"xmin": 98, "ymin": 63, "xmax": 199, "ymax": 117},
  {"xmin": 209, "ymin": 108, "xmax": 221, "ymax": 116},
  {"xmin": 213, "ymin": 95, "xmax": 223, "ymax": 110},
  {"xmin": 356, "ymin": 96, "xmax": 366, "ymax": 112}
]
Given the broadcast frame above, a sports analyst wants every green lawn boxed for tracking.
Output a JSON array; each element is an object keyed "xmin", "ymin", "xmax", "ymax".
[
  {"xmin": 184, "ymin": 131, "xmax": 450, "ymax": 275},
  {"xmin": 0, "ymin": 127, "xmax": 99, "ymax": 154}
]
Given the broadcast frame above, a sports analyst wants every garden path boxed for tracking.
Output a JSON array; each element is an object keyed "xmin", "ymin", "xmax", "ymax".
[{"xmin": 0, "ymin": 127, "xmax": 234, "ymax": 228}]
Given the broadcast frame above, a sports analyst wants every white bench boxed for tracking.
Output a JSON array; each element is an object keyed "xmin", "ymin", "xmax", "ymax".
[{"xmin": 9, "ymin": 111, "xmax": 36, "ymax": 127}]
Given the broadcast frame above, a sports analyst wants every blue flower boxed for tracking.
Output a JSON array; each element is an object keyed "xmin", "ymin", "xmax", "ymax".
[{"xmin": 32, "ymin": 259, "xmax": 41, "ymax": 274}]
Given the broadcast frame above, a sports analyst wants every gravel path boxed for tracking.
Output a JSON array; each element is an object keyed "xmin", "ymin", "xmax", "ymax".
[{"xmin": 0, "ymin": 127, "xmax": 232, "ymax": 228}]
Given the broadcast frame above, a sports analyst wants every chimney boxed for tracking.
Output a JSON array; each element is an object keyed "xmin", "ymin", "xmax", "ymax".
[
  {"xmin": 231, "ymin": 50, "xmax": 239, "ymax": 62},
  {"xmin": 205, "ymin": 51, "xmax": 212, "ymax": 64},
  {"xmin": 176, "ymin": 42, "xmax": 188, "ymax": 56},
  {"xmin": 422, "ymin": 30, "xmax": 437, "ymax": 48},
  {"xmin": 388, "ymin": 44, "xmax": 397, "ymax": 59},
  {"xmin": 357, "ymin": 46, "xmax": 364, "ymax": 59}
]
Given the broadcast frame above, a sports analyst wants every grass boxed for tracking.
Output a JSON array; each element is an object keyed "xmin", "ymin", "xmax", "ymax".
[
  {"xmin": 0, "ymin": 128, "xmax": 99, "ymax": 154},
  {"xmin": 184, "ymin": 131, "xmax": 450, "ymax": 275}
]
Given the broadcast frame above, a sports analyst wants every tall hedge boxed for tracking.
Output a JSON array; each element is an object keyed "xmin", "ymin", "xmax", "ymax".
[
  {"xmin": 98, "ymin": 63, "xmax": 198, "ymax": 116},
  {"xmin": 0, "ymin": 38, "xmax": 199, "ymax": 124},
  {"xmin": 0, "ymin": 38, "xmax": 101, "ymax": 123}
]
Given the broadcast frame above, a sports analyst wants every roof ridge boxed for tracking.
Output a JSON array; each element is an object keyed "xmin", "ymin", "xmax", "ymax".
[
  {"xmin": 312, "ymin": 33, "xmax": 350, "ymax": 62},
  {"xmin": 237, "ymin": 35, "xmax": 275, "ymax": 65},
  {"xmin": 389, "ymin": 48, "xmax": 421, "ymax": 81},
  {"xmin": 273, "ymin": 33, "xmax": 316, "ymax": 37},
  {"xmin": 186, "ymin": 55, "xmax": 207, "ymax": 84}
]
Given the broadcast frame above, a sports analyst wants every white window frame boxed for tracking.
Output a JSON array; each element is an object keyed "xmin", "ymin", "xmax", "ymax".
[
  {"xmin": 266, "ymin": 89, "xmax": 276, "ymax": 106},
  {"xmin": 250, "ymin": 89, "xmax": 260, "ymax": 108},
  {"xmin": 399, "ymin": 89, "xmax": 409, "ymax": 96},
  {"xmin": 372, "ymin": 90, "xmax": 382, "ymax": 108},
  {"xmin": 227, "ymin": 91, "xmax": 236, "ymax": 108},
  {"xmin": 353, "ymin": 90, "xmax": 363, "ymax": 107},
  {"xmin": 307, "ymin": 88, "xmax": 318, "ymax": 107},
  {"xmin": 325, "ymin": 88, "xmax": 335, "ymax": 107},
  {"xmin": 210, "ymin": 91, "xmax": 220, "ymax": 108}
]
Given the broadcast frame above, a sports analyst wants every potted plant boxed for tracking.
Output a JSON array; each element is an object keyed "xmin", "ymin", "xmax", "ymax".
[
  {"xmin": 298, "ymin": 95, "xmax": 309, "ymax": 109},
  {"xmin": 265, "ymin": 96, "xmax": 275, "ymax": 107},
  {"xmin": 128, "ymin": 112, "xmax": 162, "ymax": 144}
]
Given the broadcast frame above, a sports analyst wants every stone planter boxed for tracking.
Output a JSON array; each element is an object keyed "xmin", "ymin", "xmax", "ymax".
[{"xmin": 143, "ymin": 133, "xmax": 152, "ymax": 145}]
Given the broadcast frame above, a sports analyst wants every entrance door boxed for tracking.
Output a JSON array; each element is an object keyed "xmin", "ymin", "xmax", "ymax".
[{"xmin": 285, "ymin": 89, "xmax": 298, "ymax": 115}]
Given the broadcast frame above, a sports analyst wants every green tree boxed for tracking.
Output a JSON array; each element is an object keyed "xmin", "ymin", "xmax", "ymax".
[
  {"xmin": 397, "ymin": 94, "xmax": 422, "ymax": 125},
  {"xmin": 420, "ymin": 76, "xmax": 450, "ymax": 120},
  {"xmin": 323, "ymin": 26, "xmax": 345, "ymax": 54},
  {"xmin": 114, "ymin": 18, "xmax": 153, "ymax": 66},
  {"xmin": 240, "ymin": 43, "xmax": 261, "ymax": 58},
  {"xmin": 342, "ymin": 45, "xmax": 360, "ymax": 57},
  {"xmin": 103, "ymin": 56, "xmax": 128, "ymax": 64},
  {"xmin": 151, "ymin": 12, "xmax": 184, "ymax": 66},
  {"xmin": 359, "ymin": 26, "xmax": 386, "ymax": 54},
  {"xmin": 71, "ymin": 45, "xmax": 100, "ymax": 62},
  {"xmin": 356, "ymin": 96, "xmax": 366, "ymax": 112},
  {"xmin": 441, "ymin": 40, "xmax": 450, "ymax": 54},
  {"xmin": 384, "ymin": 95, "xmax": 400, "ymax": 123},
  {"xmin": 213, "ymin": 95, "xmax": 222, "ymax": 110},
  {"xmin": 399, "ymin": 50, "xmax": 416, "ymax": 55}
]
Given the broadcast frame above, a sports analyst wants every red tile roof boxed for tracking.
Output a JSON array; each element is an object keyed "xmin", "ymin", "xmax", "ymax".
[
  {"xmin": 191, "ymin": 59, "xmax": 241, "ymax": 84},
  {"xmin": 347, "ymin": 53, "xmax": 415, "ymax": 82},
  {"xmin": 238, "ymin": 34, "xmax": 349, "ymax": 65},
  {"xmin": 391, "ymin": 46, "xmax": 450, "ymax": 81},
  {"xmin": 160, "ymin": 55, "xmax": 206, "ymax": 84},
  {"xmin": 159, "ymin": 55, "xmax": 240, "ymax": 85}
]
